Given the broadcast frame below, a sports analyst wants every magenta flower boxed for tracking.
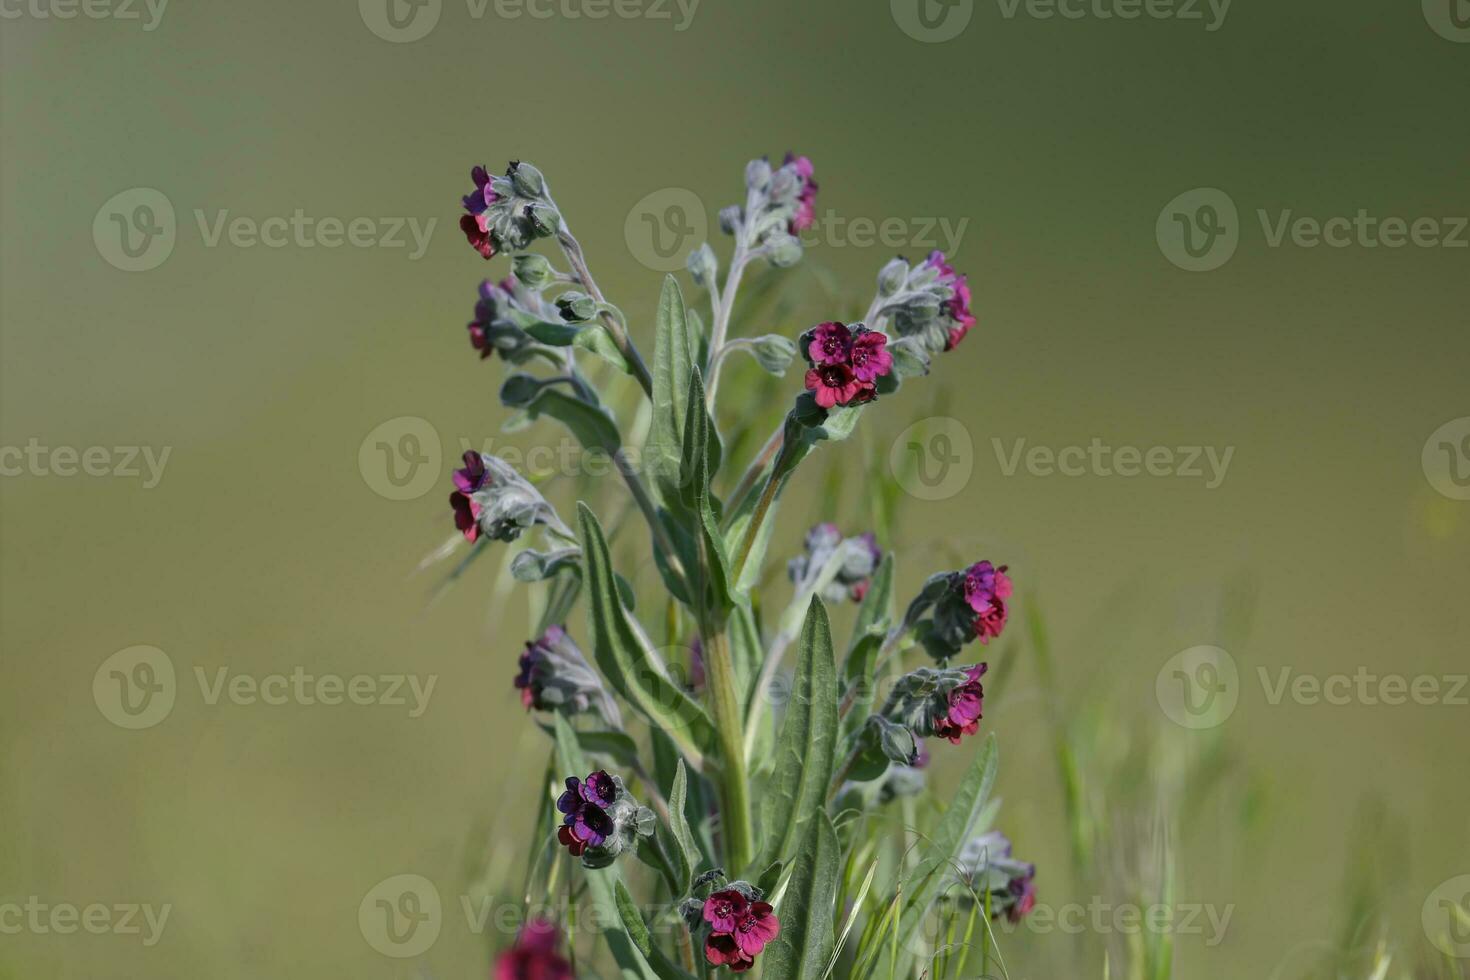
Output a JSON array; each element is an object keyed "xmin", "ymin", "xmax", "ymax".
[
  {"xmin": 805, "ymin": 362, "xmax": 865, "ymax": 409},
  {"xmin": 932, "ymin": 663, "xmax": 987, "ymax": 744},
  {"xmin": 849, "ymin": 328, "xmax": 893, "ymax": 383},
  {"xmin": 579, "ymin": 769, "xmax": 617, "ymax": 808},
  {"xmin": 463, "ymin": 165, "xmax": 497, "ymax": 216},
  {"xmin": 784, "ymin": 152, "xmax": 818, "ymax": 233},
  {"xmin": 448, "ymin": 450, "xmax": 492, "ymax": 542},
  {"xmin": 807, "ymin": 321, "xmax": 852, "ymax": 366},
  {"xmin": 495, "ymin": 918, "xmax": 573, "ymax": 980},
  {"xmin": 461, "ymin": 213, "xmax": 496, "ymax": 260},
  {"xmin": 703, "ymin": 889, "xmax": 749, "ymax": 934},
  {"xmin": 926, "ymin": 249, "xmax": 977, "ymax": 350},
  {"xmin": 702, "ymin": 889, "xmax": 779, "ymax": 972},
  {"xmin": 963, "ymin": 561, "xmax": 1012, "ymax": 644}
]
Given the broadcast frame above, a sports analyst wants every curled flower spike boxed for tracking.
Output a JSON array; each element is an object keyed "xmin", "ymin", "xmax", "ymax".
[
  {"xmin": 880, "ymin": 664, "xmax": 990, "ymax": 746},
  {"xmin": 787, "ymin": 524, "xmax": 883, "ymax": 604},
  {"xmin": 695, "ymin": 883, "xmax": 780, "ymax": 973},
  {"xmin": 799, "ymin": 322, "xmax": 893, "ymax": 408},
  {"xmin": 495, "ymin": 918, "xmax": 573, "ymax": 980},
  {"xmin": 874, "ymin": 251, "xmax": 979, "ymax": 354},
  {"xmin": 901, "ymin": 559, "xmax": 1014, "ymax": 662},
  {"xmin": 467, "ymin": 278, "xmax": 534, "ymax": 362},
  {"xmin": 513, "ymin": 625, "xmax": 622, "ymax": 728},
  {"xmin": 955, "ymin": 831, "xmax": 1037, "ymax": 923},
  {"xmin": 554, "ymin": 769, "xmax": 655, "ymax": 868},
  {"xmin": 458, "ymin": 160, "xmax": 559, "ymax": 260},
  {"xmin": 447, "ymin": 452, "xmax": 573, "ymax": 545}
]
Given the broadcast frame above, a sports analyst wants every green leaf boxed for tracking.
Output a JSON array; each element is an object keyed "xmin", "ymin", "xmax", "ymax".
[
  {"xmin": 649, "ymin": 275, "xmax": 696, "ymax": 494},
  {"xmin": 754, "ymin": 597, "xmax": 838, "ymax": 871},
  {"xmin": 511, "ymin": 547, "xmax": 581, "ymax": 583},
  {"xmin": 847, "ymin": 554, "xmax": 893, "ymax": 660},
  {"xmin": 577, "ymin": 503, "xmax": 713, "ymax": 767},
  {"xmin": 755, "ymin": 860, "xmax": 784, "ymax": 895},
  {"xmin": 762, "ymin": 812, "xmax": 840, "ymax": 980},
  {"xmin": 536, "ymin": 724, "xmax": 640, "ymax": 770},
  {"xmin": 524, "ymin": 386, "xmax": 621, "ymax": 456},
  {"xmin": 614, "ymin": 880, "xmax": 697, "ymax": 980},
  {"xmin": 666, "ymin": 760, "xmax": 702, "ymax": 890},
  {"xmin": 523, "ymin": 320, "xmax": 584, "ymax": 346},
  {"xmin": 551, "ymin": 715, "xmax": 660, "ymax": 980},
  {"xmin": 575, "ymin": 322, "xmax": 633, "ymax": 374},
  {"xmin": 894, "ymin": 733, "xmax": 999, "ymax": 972},
  {"xmin": 729, "ymin": 334, "xmax": 799, "ymax": 376},
  {"xmin": 679, "ymin": 370, "xmax": 735, "ymax": 612}
]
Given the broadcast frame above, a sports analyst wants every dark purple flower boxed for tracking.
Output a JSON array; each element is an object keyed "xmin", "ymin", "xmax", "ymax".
[
  {"xmin": 579, "ymin": 769, "xmax": 617, "ymax": 808},
  {"xmin": 450, "ymin": 491, "xmax": 481, "ymax": 542},
  {"xmin": 463, "ymin": 165, "xmax": 497, "ymax": 216},
  {"xmin": 495, "ymin": 918, "xmax": 573, "ymax": 980},
  {"xmin": 1002, "ymin": 867, "xmax": 1037, "ymax": 923},
  {"xmin": 453, "ymin": 450, "xmax": 489, "ymax": 494},
  {"xmin": 784, "ymin": 153, "xmax": 817, "ymax": 233},
  {"xmin": 807, "ymin": 321, "xmax": 852, "ymax": 367},
  {"xmin": 849, "ymin": 328, "xmax": 893, "ymax": 383},
  {"xmin": 932, "ymin": 663, "xmax": 986, "ymax": 744},
  {"xmin": 805, "ymin": 362, "xmax": 866, "ymax": 409},
  {"xmin": 555, "ymin": 776, "xmax": 614, "ymax": 857},
  {"xmin": 963, "ymin": 561, "xmax": 1012, "ymax": 644}
]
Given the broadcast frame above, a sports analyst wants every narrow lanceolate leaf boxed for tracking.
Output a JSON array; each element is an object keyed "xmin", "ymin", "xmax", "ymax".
[
  {"xmin": 551, "ymin": 716, "xmax": 659, "ymax": 980},
  {"xmin": 524, "ymin": 386, "xmax": 621, "ymax": 456},
  {"xmin": 577, "ymin": 503, "xmax": 713, "ymax": 766},
  {"xmin": 680, "ymin": 370, "xmax": 735, "ymax": 611},
  {"xmin": 755, "ymin": 597, "xmax": 838, "ymax": 872},
  {"xmin": 666, "ymin": 760, "xmax": 702, "ymax": 889},
  {"xmin": 649, "ymin": 275, "xmax": 696, "ymax": 495},
  {"xmin": 893, "ymin": 733, "xmax": 999, "ymax": 976},
  {"xmin": 614, "ymin": 880, "xmax": 696, "ymax": 980},
  {"xmin": 762, "ymin": 812, "xmax": 840, "ymax": 980}
]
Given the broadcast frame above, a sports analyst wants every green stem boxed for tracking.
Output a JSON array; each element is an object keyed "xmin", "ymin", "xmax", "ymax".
[{"xmin": 702, "ymin": 626, "xmax": 755, "ymax": 874}]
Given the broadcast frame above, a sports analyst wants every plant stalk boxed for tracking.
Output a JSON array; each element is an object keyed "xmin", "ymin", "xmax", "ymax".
[
  {"xmin": 555, "ymin": 227, "xmax": 654, "ymax": 396},
  {"xmin": 701, "ymin": 625, "xmax": 755, "ymax": 874}
]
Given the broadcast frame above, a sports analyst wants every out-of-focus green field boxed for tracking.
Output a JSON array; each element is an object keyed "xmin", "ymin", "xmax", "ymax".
[{"xmin": 2, "ymin": 0, "xmax": 1467, "ymax": 976}]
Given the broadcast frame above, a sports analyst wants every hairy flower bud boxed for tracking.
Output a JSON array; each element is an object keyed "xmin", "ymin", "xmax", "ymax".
[
  {"xmin": 448, "ymin": 452, "xmax": 573, "ymax": 545},
  {"xmin": 880, "ymin": 249, "xmax": 978, "ymax": 354},
  {"xmin": 508, "ymin": 160, "xmax": 548, "ymax": 200},
  {"xmin": 954, "ymin": 831, "xmax": 1037, "ymax": 922},
  {"xmin": 514, "ymin": 625, "xmax": 622, "ymax": 728},
  {"xmin": 744, "ymin": 157, "xmax": 772, "ymax": 193},
  {"xmin": 877, "ymin": 256, "xmax": 910, "ymax": 297},
  {"xmin": 764, "ymin": 233, "xmax": 803, "ymax": 268},
  {"xmin": 555, "ymin": 291, "xmax": 597, "ymax": 322},
  {"xmin": 687, "ymin": 242, "xmax": 718, "ymax": 286},
  {"xmin": 512, "ymin": 252, "xmax": 555, "ymax": 290}
]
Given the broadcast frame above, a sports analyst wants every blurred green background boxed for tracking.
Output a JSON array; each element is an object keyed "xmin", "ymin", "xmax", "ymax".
[{"xmin": 2, "ymin": 0, "xmax": 1467, "ymax": 976}]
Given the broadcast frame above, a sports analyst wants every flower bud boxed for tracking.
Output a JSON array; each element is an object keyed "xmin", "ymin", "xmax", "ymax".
[
  {"xmin": 765, "ymin": 233, "xmax": 804, "ymax": 268},
  {"xmin": 954, "ymin": 831, "xmax": 1037, "ymax": 922},
  {"xmin": 877, "ymin": 256, "xmax": 910, "ymax": 297},
  {"xmin": 555, "ymin": 291, "xmax": 597, "ymax": 323},
  {"xmin": 745, "ymin": 157, "xmax": 772, "ymax": 193},
  {"xmin": 514, "ymin": 625, "xmax": 622, "ymax": 728},
  {"xmin": 686, "ymin": 242, "xmax": 718, "ymax": 286},
  {"xmin": 719, "ymin": 205, "xmax": 743, "ymax": 236},
  {"xmin": 525, "ymin": 202, "xmax": 561, "ymax": 239},
  {"xmin": 509, "ymin": 160, "xmax": 548, "ymax": 200},
  {"xmin": 512, "ymin": 252, "xmax": 555, "ymax": 290}
]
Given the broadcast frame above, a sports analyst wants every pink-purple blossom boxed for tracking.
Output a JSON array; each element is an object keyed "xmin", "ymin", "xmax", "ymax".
[
  {"xmin": 926, "ymin": 249, "xmax": 977, "ymax": 350},
  {"xmin": 556, "ymin": 773, "xmax": 615, "ymax": 856},
  {"xmin": 495, "ymin": 918, "xmax": 573, "ymax": 980},
  {"xmin": 932, "ymin": 663, "xmax": 987, "ymax": 744},
  {"xmin": 963, "ymin": 560, "xmax": 1012, "ymax": 644},
  {"xmin": 702, "ymin": 889, "xmax": 779, "ymax": 972},
  {"xmin": 784, "ymin": 153, "xmax": 817, "ymax": 233},
  {"xmin": 460, "ymin": 165, "xmax": 500, "ymax": 260},
  {"xmin": 800, "ymin": 322, "xmax": 892, "ymax": 408}
]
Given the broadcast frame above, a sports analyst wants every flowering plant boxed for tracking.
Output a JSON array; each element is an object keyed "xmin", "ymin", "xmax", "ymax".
[{"xmin": 437, "ymin": 156, "xmax": 1034, "ymax": 979}]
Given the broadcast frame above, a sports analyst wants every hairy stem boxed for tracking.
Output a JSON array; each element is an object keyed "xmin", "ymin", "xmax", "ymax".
[
  {"xmin": 724, "ymin": 423, "xmax": 785, "ymax": 521},
  {"xmin": 555, "ymin": 227, "xmax": 654, "ymax": 396},
  {"xmin": 702, "ymin": 625, "xmax": 755, "ymax": 874}
]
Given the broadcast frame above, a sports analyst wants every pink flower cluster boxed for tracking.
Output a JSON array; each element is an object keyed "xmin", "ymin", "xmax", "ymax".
[
  {"xmin": 933, "ymin": 663, "xmax": 987, "ymax": 744},
  {"xmin": 963, "ymin": 560, "xmax": 1011, "ymax": 643},
  {"xmin": 702, "ymin": 889, "xmax": 780, "ymax": 973},
  {"xmin": 925, "ymin": 250, "xmax": 977, "ymax": 350},
  {"xmin": 803, "ymin": 321, "xmax": 893, "ymax": 408},
  {"xmin": 460, "ymin": 165, "xmax": 499, "ymax": 259}
]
